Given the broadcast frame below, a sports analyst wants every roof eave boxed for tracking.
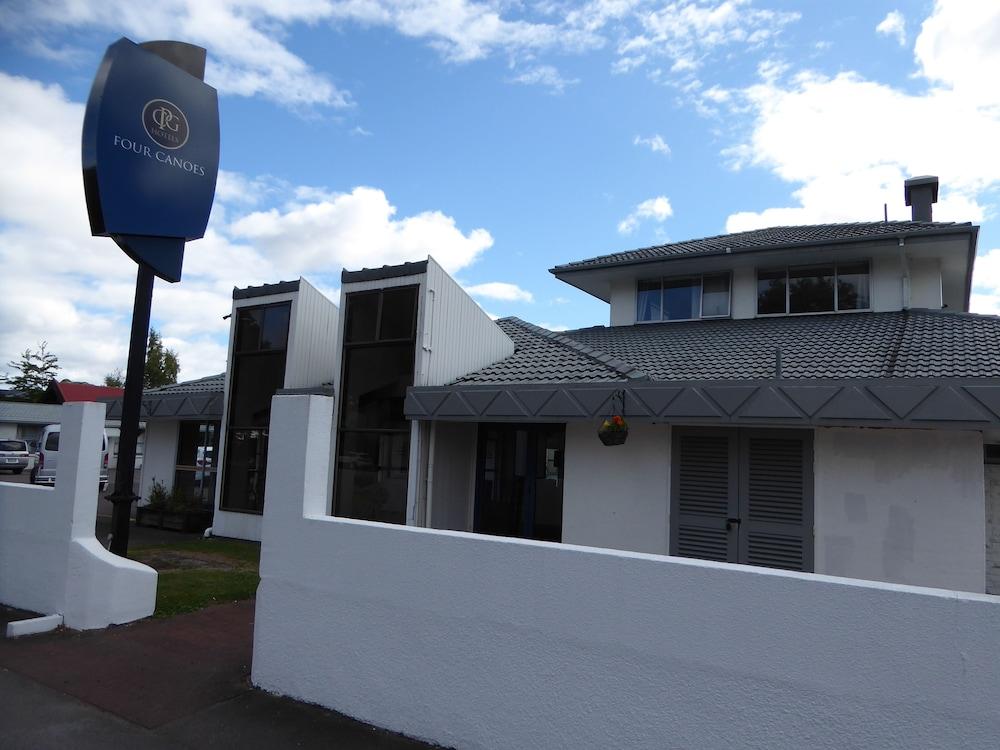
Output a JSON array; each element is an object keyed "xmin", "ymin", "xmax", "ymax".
[{"xmin": 549, "ymin": 224, "xmax": 978, "ymax": 276}]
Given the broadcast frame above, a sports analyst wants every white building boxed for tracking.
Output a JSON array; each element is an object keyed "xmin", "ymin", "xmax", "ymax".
[{"xmin": 156, "ymin": 175, "xmax": 1000, "ymax": 594}]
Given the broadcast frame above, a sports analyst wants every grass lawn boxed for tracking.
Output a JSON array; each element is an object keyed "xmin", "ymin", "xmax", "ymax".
[{"xmin": 129, "ymin": 538, "xmax": 261, "ymax": 618}]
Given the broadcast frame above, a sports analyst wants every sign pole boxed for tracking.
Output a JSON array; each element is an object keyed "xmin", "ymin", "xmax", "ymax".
[
  {"xmin": 82, "ymin": 38, "xmax": 219, "ymax": 556},
  {"xmin": 108, "ymin": 262, "xmax": 155, "ymax": 555}
]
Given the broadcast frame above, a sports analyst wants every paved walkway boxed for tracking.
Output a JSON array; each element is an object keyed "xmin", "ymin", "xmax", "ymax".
[{"xmin": 0, "ymin": 599, "xmax": 438, "ymax": 748}]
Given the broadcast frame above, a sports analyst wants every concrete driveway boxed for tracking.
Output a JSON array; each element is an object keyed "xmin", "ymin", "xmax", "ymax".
[{"xmin": 0, "ymin": 600, "xmax": 441, "ymax": 749}]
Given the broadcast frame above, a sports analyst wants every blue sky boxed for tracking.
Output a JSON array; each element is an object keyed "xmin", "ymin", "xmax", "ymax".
[{"xmin": 0, "ymin": 0, "xmax": 998, "ymax": 382}]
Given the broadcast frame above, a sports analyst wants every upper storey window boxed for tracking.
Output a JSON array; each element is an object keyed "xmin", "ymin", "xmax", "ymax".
[
  {"xmin": 637, "ymin": 273, "xmax": 731, "ymax": 322},
  {"xmin": 757, "ymin": 261, "xmax": 870, "ymax": 315}
]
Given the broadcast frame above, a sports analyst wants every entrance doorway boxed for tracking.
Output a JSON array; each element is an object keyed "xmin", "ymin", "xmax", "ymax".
[{"xmin": 474, "ymin": 423, "xmax": 565, "ymax": 542}]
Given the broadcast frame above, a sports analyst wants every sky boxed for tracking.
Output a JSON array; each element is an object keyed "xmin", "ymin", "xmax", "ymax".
[{"xmin": 0, "ymin": 0, "xmax": 998, "ymax": 384}]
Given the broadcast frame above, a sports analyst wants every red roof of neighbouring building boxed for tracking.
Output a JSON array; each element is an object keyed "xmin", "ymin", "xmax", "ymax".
[{"xmin": 46, "ymin": 380, "xmax": 124, "ymax": 404}]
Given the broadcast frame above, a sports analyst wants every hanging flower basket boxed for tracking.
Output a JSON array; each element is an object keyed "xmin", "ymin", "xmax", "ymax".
[{"xmin": 598, "ymin": 414, "xmax": 629, "ymax": 446}]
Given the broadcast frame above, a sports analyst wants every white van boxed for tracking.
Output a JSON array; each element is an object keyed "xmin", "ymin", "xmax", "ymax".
[{"xmin": 31, "ymin": 424, "xmax": 110, "ymax": 492}]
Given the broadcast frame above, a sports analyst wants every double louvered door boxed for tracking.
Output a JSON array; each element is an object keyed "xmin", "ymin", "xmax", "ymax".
[{"xmin": 670, "ymin": 428, "xmax": 813, "ymax": 572}]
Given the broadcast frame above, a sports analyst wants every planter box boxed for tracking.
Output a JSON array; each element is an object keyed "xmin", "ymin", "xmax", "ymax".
[{"xmin": 136, "ymin": 506, "xmax": 213, "ymax": 532}]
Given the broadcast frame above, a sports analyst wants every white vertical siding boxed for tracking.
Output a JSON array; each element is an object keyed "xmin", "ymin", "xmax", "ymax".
[
  {"xmin": 285, "ymin": 278, "xmax": 339, "ymax": 389},
  {"xmin": 419, "ymin": 257, "xmax": 514, "ymax": 387}
]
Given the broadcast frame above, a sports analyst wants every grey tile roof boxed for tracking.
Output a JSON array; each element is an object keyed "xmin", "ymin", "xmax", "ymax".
[
  {"xmin": 454, "ymin": 319, "xmax": 633, "ymax": 384},
  {"xmin": 551, "ymin": 221, "xmax": 974, "ymax": 272},
  {"xmin": 143, "ymin": 373, "xmax": 225, "ymax": 395},
  {"xmin": 0, "ymin": 401, "xmax": 64, "ymax": 425},
  {"xmin": 453, "ymin": 310, "xmax": 1000, "ymax": 385}
]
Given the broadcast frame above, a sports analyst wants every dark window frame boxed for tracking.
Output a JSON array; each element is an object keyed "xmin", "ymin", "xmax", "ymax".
[
  {"xmin": 332, "ymin": 285, "xmax": 419, "ymax": 523},
  {"xmin": 220, "ymin": 300, "xmax": 291, "ymax": 514},
  {"xmin": 173, "ymin": 420, "xmax": 221, "ymax": 508},
  {"xmin": 636, "ymin": 272, "xmax": 732, "ymax": 323},
  {"xmin": 756, "ymin": 260, "xmax": 871, "ymax": 316}
]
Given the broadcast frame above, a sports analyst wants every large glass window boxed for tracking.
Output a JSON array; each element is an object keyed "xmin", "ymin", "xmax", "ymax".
[
  {"xmin": 636, "ymin": 273, "xmax": 730, "ymax": 322},
  {"xmin": 757, "ymin": 261, "xmax": 870, "ymax": 315},
  {"xmin": 173, "ymin": 421, "xmax": 220, "ymax": 507},
  {"xmin": 333, "ymin": 286, "xmax": 418, "ymax": 524},
  {"xmin": 221, "ymin": 302, "xmax": 290, "ymax": 513}
]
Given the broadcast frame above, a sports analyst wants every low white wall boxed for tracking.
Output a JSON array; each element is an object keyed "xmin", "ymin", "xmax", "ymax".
[
  {"xmin": 814, "ymin": 427, "xmax": 985, "ymax": 593},
  {"xmin": 254, "ymin": 396, "xmax": 1000, "ymax": 749},
  {"xmin": 212, "ymin": 508, "xmax": 263, "ymax": 542},
  {"xmin": 138, "ymin": 419, "xmax": 179, "ymax": 503},
  {"xmin": 0, "ymin": 403, "xmax": 156, "ymax": 629},
  {"xmin": 562, "ymin": 421, "xmax": 670, "ymax": 554}
]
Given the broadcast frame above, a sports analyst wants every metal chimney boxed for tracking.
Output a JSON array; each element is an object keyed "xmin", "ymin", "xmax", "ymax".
[{"xmin": 904, "ymin": 176, "xmax": 939, "ymax": 222}]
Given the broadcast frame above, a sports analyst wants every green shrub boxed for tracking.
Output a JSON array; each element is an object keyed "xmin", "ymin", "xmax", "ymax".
[{"xmin": 146, "ymin": 479, "xmax": 169, "ymax": 509}]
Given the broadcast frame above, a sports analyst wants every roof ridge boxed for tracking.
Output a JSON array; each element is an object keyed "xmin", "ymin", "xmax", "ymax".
[{"xmin": 505, "ymin": 318, "xmax": 648, "ymax": 381}]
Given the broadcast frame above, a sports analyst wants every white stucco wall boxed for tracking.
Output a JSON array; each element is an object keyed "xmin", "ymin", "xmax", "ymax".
[
  {"xmin": 814, "ymin": 427, "xmax": 985, "ymax": 593},
  {"xmin": 137, "ymin": 419, "xmax": 179, "ymax": 504},
  {"xmin": 0, "ymin": 403, "xmax": 156, "ymax": 629},
  {"xmin": 562, "ymin": 421, "xmax": 671, "ymax": 554},
  {"xmin": 608, "ymin": 278, "xmax": 636, "ymax": 326},
  {"xmin": 909, "ymin": 256, "xmax": 943, "ymax": 309},
  {"xmin": 986, "ymin": 464, "xmax": 1000, "ymax": 595},
  {"xmin": 427, "ymin": 421, "xmax": 477, "ymax": 531},
  {"xmin": 253, "ymin": 395, "xmax": 1000, "ymax": 750}
]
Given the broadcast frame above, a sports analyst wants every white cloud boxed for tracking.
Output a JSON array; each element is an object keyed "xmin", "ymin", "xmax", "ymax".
[
  {"xmin": 618, "ymin": 196, "xmax": 673, "ymax": 234},
  {"xmin": 618, "ymin": 0, "xmax": 800, "ymax": 78},
  {"xmin": 876, "ymin": 11, "xmax": 906, "ymax": 47},
  {"xmin": 350, "ymin": 125, "xmax": 373, "ymax": 137},
  {"xmin": 0, "ymin": 72, "xmax": 495, "ymax": 383},
  {"xmin": 915, "ymin": 1, "xmax": 1000, "ymax": 107},
  {"xmin": 535, "ymin": 322, "xmax": 570, "ymax": 332},
  {"xmin": 464, "ymin": 282, "xmax": 534, "ymax": 303},
  {"xmin": 721, "ymin": 66, "xmax": 1000, "ymax": 231},
  {"xmin": 509, "ymin": 65, "xmax": 579, "ymax": 94},
  {"xmin": 230, "ymin": 186, "xmax": 493, "ymax": 275},
  {"xmin": 1, "ymin": 0, "xmax": 351, "ymax": 109},
  {"xmin": 971, "ymin": 248, "xmax": 1000, "ymax": 315},
  {"xmin": 633, "ymin": 133, "xmax": 671, "ymax": 155}
]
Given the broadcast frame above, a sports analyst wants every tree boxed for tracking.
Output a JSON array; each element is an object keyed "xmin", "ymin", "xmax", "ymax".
[
  {"xmin": 2, "ymin": 341, "xmax": 60, "ymax": 401},
  {"xmin": 104, "ymin": 368, "xmax": 125, "ymax": 387},
  {"xmin": 144, "ymin": 328, "xmax": 180, "ymax": 388}
]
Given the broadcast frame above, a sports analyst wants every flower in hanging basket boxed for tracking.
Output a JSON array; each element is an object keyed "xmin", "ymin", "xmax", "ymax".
[{"xmin": 598, "ymin": 414, "xmax": 629, "ymax": 446}]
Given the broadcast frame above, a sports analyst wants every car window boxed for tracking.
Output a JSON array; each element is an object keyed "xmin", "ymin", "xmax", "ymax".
[
  {"xmin": 0, "ymin": 440, "xmax": 26, "ymax": 451},
  {"xmin": 44, "ymin": 432, "xmax": 60, "ymax": 451}
]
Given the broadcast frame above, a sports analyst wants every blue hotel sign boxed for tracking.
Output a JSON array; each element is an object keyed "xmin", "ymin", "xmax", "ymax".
[{"xmin": 82, "ymin": 38, "xmax": 220, "ymax": 282}]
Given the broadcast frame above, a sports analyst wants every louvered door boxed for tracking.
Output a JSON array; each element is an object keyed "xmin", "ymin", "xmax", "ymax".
[
  {"xmin": 738, "ymin": 430, "xmax": 813, "ymax": 572},
  {"xmin": 671, "ymin": 428, "xmax": 813, "ymax": 572},
  {"xmin": 670, "ymin": 430, "xmax": 738, "ymax": 563}
]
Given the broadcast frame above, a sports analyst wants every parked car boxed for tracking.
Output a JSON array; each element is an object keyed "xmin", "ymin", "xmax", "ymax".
[
  {"xmin": 0, "ymin": 439, "xmax": 30, "ymax": 474},
  {"xmin": 31, "ymin": 424, "xmax": 110, "ymax": 492}
]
